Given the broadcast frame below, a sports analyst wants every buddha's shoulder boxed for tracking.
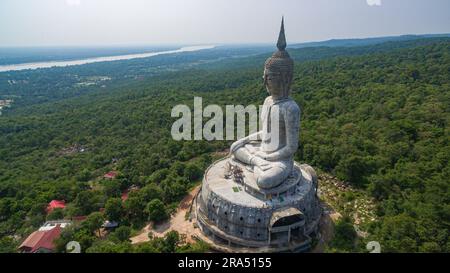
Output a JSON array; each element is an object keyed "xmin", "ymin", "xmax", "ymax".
[
  {"xmin": 281, "ymin": 98, "xmax": 300, "ymax": 113},
  {"xmin": 263, "ymin": 97, "xmax": 300, "ymax": 113},
  {"xmin": 263, "ymin": 96, "xmax": 273, "ymax": 105}
]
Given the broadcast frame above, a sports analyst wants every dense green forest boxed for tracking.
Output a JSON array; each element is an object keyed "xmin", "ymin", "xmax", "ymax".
[{"xmin": 0, "ymin": 38, "xmax": 448, "ymax": 252}]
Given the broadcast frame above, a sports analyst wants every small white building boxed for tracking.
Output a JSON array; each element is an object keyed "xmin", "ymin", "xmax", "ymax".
[{"xmin": 39, "ymin": 220, "xmax": 72, "ymax": 231}]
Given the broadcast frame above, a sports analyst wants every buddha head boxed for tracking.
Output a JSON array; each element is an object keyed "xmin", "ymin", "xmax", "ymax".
[{"xmin": 263, "ymin": 17, "xmax": 294, "ymax": 99}]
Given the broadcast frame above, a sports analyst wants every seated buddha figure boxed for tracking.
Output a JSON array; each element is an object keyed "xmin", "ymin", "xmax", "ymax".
[{"xmin": 230, "ymin": 18, "xmax": 301, "ymax": 189}]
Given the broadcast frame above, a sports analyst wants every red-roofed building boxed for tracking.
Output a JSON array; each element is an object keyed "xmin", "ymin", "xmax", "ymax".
[
  {"xmin": 103, "ymin": 171, "xmax": 118, "ymax": 179},
  {"xmin": 46, "ymin": 200, "xmax": 66, "ymax": 213},
  {"xmin": 18, "ymin": 225, "xmax": 62, "ymax": 253},
  {"xmin": 121, "ymin": 191, "xmax": 129, "ymax": 202},
  {"xmin": 121, "ymin": 185, "xmax": 139, "ymax": 202}
]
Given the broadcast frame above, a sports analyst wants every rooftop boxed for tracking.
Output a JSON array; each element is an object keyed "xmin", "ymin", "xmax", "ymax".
[
  {"xmin": 104, "ymin": 171, "xmax": 118, "ymax": 179},
  {"xmin": 204, "ymin": 158, "xmax": 314, "ymax": 209},
  {"xmin": 39, "ymin": 220, "xmax": 72, "ymax": 231},
  {"xmin": 46, "ymin": 200, "xmax": 66, "ymax": 213},
  {"xmin": 19, "ymin": 225, "xmax": 62, "ymax": 253}
]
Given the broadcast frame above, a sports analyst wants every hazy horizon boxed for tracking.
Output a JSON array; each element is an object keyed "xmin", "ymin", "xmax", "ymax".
[
  {"xmin": 1, "ymin": 0, "xmax": 450, "ymax": 47},
  {"xmin": 2, "ymin": 33, "xmax": 450, "ymax": 49}
]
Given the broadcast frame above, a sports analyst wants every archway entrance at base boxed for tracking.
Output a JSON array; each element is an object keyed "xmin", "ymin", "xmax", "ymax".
[{"xmin": 268, "ymin": 207, "xmax": 305, "ymax": 245}]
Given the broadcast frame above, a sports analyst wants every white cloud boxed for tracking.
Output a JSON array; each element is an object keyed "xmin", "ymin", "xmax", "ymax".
[
  {"xmin": 366, "ymin": 0, "xmax": 382, "ymax": 6},
  {"xmin": 66, "ymin": 0, "xmax": 81, "ymax": 6}
]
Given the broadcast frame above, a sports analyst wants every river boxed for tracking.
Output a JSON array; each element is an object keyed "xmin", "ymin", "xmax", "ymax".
[{"xmin": 0, "ymin": 45, "xmax": 216, "ymax": 73}]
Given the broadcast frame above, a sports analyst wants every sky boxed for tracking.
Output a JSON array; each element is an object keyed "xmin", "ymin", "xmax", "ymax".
[{"xmin": 0, "ymin": 0, "xmax": 449, "ymax": 46}]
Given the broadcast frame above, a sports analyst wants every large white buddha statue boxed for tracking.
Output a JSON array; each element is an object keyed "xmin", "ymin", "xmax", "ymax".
[{"xmin": 230, "ymin": 18, "xmax": 301, "ymax": 189}]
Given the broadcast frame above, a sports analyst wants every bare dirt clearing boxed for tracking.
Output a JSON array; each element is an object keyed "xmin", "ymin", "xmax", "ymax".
[{"xmin": 131, "ymin": 185, "xmax": 201, "ymax": 244}]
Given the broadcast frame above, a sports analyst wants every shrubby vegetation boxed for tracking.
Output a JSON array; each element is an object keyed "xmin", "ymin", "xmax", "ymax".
[
  {"xmin": 0, "ymin": 38, "xmax": 448, "ymax": 252},
  {"xmin": 326, "ymin": 217, "xmax": 358, "ymax": 253}
]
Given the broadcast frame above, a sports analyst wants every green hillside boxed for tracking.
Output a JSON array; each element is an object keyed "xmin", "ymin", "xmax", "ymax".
[{"xmin": 0, "ymin": 39, "xmax": 449, "ymax": 252}]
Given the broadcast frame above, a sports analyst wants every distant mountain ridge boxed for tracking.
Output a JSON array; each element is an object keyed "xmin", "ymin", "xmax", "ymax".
[{"xmin": 290, "ymin": 33, "xmax": 450, "ymax": 49}]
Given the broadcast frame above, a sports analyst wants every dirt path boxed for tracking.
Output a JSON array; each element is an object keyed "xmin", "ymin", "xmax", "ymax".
[{"xmin": 131, "ymin": 185, "xmax": 201, "ymax": 244}]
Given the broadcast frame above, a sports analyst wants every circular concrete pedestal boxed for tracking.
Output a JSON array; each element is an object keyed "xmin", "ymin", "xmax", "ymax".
[{"xmin": 194, "ymin": 157, "xmax": 322, "ymax": 252}]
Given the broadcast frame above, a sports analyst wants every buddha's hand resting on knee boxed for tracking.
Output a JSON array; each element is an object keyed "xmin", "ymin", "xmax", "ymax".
[
  {"xmin": 254, "ymin": 151, "xmax": 270, "ymax": 160},
  {"xmin": 250, "ymin": 156, "xmax": 272, "ymax": 171},
  {"xmin": 230, "ymin": 138, "xmax": 247, "ymax": 154}
]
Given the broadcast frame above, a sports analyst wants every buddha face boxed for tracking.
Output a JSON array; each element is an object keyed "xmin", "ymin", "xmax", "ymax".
[{"xmin": 263, "ymin": 69, "xmax": 291, "ymax": 98}]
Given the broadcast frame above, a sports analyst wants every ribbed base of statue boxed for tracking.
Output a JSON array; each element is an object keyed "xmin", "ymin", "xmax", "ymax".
[{"xmin": 193, "ymin": 157, "xmax": 322, "ymax": 253}]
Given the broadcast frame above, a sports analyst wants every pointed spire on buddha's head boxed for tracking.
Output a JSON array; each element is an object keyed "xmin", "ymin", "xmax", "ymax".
[
  {"xmin": 264, "ymin": 17, "xmax": 294, "ymax": 96},
  {"xmin": 276, "ymin": 16, "xmax": 287, "ymax": 51},
  {"xmin": 265, "ymin": 16, "xmax": 293, "ymax": 70}
]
